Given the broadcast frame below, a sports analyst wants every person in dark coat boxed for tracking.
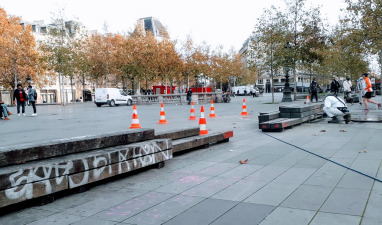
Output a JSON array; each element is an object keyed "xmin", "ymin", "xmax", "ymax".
[
  {"xmin": 310, "ymin": 78, "xmax": 318, "ymax": 102},
  {"xmin": 330, "ymin": 77, "xmax": 341, "ymax": 96},
  {"xmin": 13, "ymin": 84, "xmax": 27, "ymax": 116},
  {"xmin": 186, "ymin": 89, "xmax": 193, "ymax": 105}
]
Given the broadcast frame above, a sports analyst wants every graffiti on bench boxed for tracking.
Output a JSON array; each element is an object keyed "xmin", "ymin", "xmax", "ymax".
[{"xmin": 3, "ymin": 141, "xmax": 172, "ymax": 204}]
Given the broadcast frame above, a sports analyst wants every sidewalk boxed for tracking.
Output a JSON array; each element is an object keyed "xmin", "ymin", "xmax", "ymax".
[{"xmin": 0, "ymin": 93, "xmax": 381, "ymax": 224}]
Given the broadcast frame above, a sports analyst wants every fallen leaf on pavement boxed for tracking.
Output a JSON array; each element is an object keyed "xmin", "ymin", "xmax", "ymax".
[
  {"xmin": 320, "ymin": 130, "xmax": 326, "ymax": 132},
  {"xmin": 340, "ymin": 130, "xmax": 346, "ymax": 132},
  {"xmin": 359, "ymin": 150, "xmax": 367, "ymax": 153},
  {"xmin": 239, "ymin": 159, "xmax": 248, "ymax": 164}
]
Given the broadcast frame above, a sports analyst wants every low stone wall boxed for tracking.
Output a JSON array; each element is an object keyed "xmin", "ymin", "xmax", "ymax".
[
  {"xmin": 0, "ymin": 139, "xmax": 172, "ymax": 208},
  {"xmin": 132, "ymin": 92, "xmax": 223, "ymax": 104}
]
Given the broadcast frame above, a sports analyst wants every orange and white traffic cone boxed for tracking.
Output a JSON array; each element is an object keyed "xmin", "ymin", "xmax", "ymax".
[
  {"xmin": 189, "ymin": 101, "xmax": 197, "ymax": 120},
  {"xmin": 129, "ymin": 105, "xmax": 141, "ymax": 129},
  {"xmin": 199, "ymin": 106, "xmax": 208, "ymax": 135},
  {"xmin": 158, "ymin": 102, "xmax": 168, "ymax": 124},
  {"xmin": 209, "ymin": 100, "xmax": 216, "ymax": 118},
  {"xmin": 240, "ymin": 98, "xmax": 248, "ymax": 116},
  {"xmin": 305, "ymin": 95, "xmax": 311, "ymax": 104}
]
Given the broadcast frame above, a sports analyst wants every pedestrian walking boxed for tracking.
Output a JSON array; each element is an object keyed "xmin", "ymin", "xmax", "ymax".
[
  {"xmin": 186, "ymin": 89, "xmax": 192, "ymax": 105},
  {"xmin": 360, "ymin": 73, "xmax": 381, "ymax": 114},
  {"xmin": 13, "ymin": 84, "xmax": 27, "ymax": 116},
  {"xmin": 27, "ymin": 85, "xmax": 37, "ymax": 116},
  {"xmin": 310, "ymin": 78, "xmax": 318, "ymax": 102},
  {"xmin": 330, "ymin": 76, "xmax": 341, "ymax": 96}
]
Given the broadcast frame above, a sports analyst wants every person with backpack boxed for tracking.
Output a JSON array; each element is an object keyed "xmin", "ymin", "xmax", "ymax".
[
  {"xmin": 13, "ymin": 84, "xmax": 27, "ymax": 116},
  {"xmin": 27, "ymin": 85, "xmax": 38, "ymax": 116}
]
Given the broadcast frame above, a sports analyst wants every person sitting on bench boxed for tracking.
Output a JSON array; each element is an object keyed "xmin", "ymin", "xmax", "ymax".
[
  {"xmin": 323, "ymin": 94, "xmax": 351, "ymax": 124},
  {"xmin": 0, "ymin": 101, "xmax": 13, "ymax": 120}
]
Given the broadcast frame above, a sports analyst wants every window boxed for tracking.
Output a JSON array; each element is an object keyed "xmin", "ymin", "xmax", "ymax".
[
  {"xmin": 258, "ymin": 79, "xmax": 263, "ymax": 84},
  {"xmin": 144, "ymin": 19, "xmax": 153, "ymax": 32}
]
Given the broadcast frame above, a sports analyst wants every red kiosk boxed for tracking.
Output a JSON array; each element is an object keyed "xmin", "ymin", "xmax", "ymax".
[{"xmin": 152, "ymin": 85, "xmax": 177, "ymax": 94}]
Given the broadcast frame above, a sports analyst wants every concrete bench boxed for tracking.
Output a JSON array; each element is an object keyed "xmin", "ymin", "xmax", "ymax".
[
  {"xmin": 172, "ymin": 131, "xmax": 233, "ymax": 153},
  {"xmin": 0, "ymin": 139, "xmax": 172, "ymax": 208},
  {"xmin": 0, "ymin": 127, "xmax": 234, "ymax": 209},
  {"xmin": 154, "ymin": 127, "xmax": 199, "ymax": 140},
  {"xmin": 0, "ymin": 129, "xmax": 155, "ymax": 167},
  {"xmin": 259, "ymin": 104, "xmax": 323, "ymax": 132}
]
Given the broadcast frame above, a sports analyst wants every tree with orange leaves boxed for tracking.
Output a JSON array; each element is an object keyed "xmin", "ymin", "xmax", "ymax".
[{"xmin": 0, "ymin": 8, "xmax": 44, "ymax": 96}]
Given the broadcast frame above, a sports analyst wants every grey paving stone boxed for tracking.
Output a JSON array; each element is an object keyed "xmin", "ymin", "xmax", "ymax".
[
  {"xmin": 272, "ymin": 167, "xmax": 316, "ymax": 185},
  {"xmin": 196, "ymin": 162, "xmax": 238, "ymax": 176},
  {"xmin": 71, "ymin": 217, "xmax": 118, "ymax": 225},
  {"xmin": 243, "ymin": 180, "xmax": 300, "ymax": 206},
  {"xmin": 363, "ymin": 190, "xmax": 382, "ymax": 221},
  {"xmin": 91, "ymin": 191, "xmax": 174, "ymax": 222},
  {"xmin": 258, "ymin": 207, "xmax": 315, "ymax": 225},
  {"xmin": 0, "ymin": 208, "xmax": 55, "ymax": 225},
  {"xmin": 35, "ymin": 191, "xmax": 98, "ymax": 213},
  {"xmin": 336, "ymin": 171, "xmax": 374, "ymax": 190},
  {"xmin": 154, "ymin": 174, "xmax": 212, "ymax": 194},
  {"xmin": 61, "ymin": 189, "xmax": 147, "ymax": 217},
  {"xmin": 310, "ymin": 212, "xmax": 361, "ymax": 225},
  {"xmin": 222, "ymin": 150, "xmax": 264, "ymax": 164},
  {"xmin": 280, "ymin": 184, "xmax": 333, "ymax": 210},
  {"xmin": 361, "ymin": 216, "xmax": 382, "ymax": 225},
  {"xmin": 252, "ymin": 146, "xmax": 296, "ymax": 155},
  {"xmin": 162, "ymin": 198, "xmax": 238, "ymax": 225},
  {"xmin": 303, "ymin": 162, "xmax": 349, "ymax": 187},
  {"xmin": 244, "ymin": 165, "xmax": 289, "ymax": 182},
  {"xmin": 181, "ymin": 176, "xmax": 240, "ymax": 198},
  {"xmin": 109, "ymin": 172, "xmax": 186, "ymax": 191},
  {"xmin": 350, "ymin": 159, "xmax": 381, "ymax": 175},
  {"xmin": 218, "ymin": 164, "xmax": 263, "ymax": 179},
  {"xmin": 26, "ymin": 212, "xmax": 85, "ymax": 225},
  {"xmin": 331, "ymin": 150, "xmax": 365, "ymax": 159},
  {"xmin": 210, "ymin": 203, "xmax": 275, "ymax": 225},
  {"xmin": 268, "ymin": 150, "xmax": 309, "ymax": 167},
  {"xmin": 247, "ymin": 154, "xmax": 284, "ymax": 166},
  {"xmin": 172, "ymin": 161, "xmax": 217, "ymax": 174},
  {"xmin": 122, "ymin": 195, "xmax": 205, "ymax": 225},
  {"xmin": 212, "ymin": 179, "xmax": 268, "ymax": 202},
  {"xmin": 293, "ymin": 155, "xmax": 327, "ymax": 168},
  {"xmin": 320, "ymin": 187, "xmax": 370, "ymax": 216}
]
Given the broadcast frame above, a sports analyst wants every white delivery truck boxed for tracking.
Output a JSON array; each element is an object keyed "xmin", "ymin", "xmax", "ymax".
[{"xmin": 94, "ymin": 88, "xmax": 133, "ymax": 107}]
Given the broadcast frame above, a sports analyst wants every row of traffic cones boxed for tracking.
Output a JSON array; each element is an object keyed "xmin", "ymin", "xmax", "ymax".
[
  {"xmin": 130, "ymin": 99, "xmax": 249, "ymax": 135},
  {"xmin": 189, "ymin": 100, "xmax": 216, "ymax": 120},
  {"xmin": 129, "ymin": 102, "xmax": 209, "ymax": 135}
]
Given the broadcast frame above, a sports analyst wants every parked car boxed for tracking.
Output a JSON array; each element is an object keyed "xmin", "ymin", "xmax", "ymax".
[{"xmin": 94, "ymin": 88, "xmax": 133, "ymax": 107}]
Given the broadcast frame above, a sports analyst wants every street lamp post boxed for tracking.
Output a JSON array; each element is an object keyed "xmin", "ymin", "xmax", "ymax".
[{"xmin": 282, "ymin": 42, "xmax": 293, "ymax": 102}]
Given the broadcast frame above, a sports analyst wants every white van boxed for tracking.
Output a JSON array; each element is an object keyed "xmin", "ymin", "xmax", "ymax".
[
  {"xmin": 231, "ymin": 86, "xmax": 250, "ymax": 95},
  {"xmin": 94, "ymin": 88, "xmax": 133, "ymax": 107}
]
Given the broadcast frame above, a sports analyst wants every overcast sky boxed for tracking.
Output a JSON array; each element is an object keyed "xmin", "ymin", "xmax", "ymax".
[{"xmin": 1, "ymin": 0, "xmax": 347, "ymax": 52}]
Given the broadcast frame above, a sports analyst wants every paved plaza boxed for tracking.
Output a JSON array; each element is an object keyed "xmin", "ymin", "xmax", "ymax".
[{"xmin": 1, "ymin": 93, "xmax": 382, "ymax": 225}]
